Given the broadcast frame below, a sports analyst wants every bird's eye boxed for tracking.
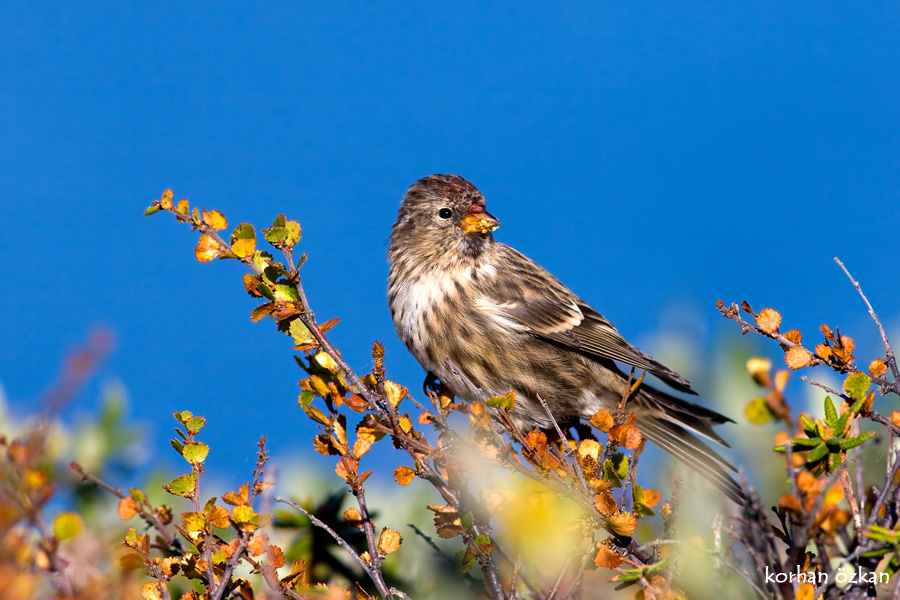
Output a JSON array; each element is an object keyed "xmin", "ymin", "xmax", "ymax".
[{"xmin": 438, "ymin": 208, "xmax": 453, "ymax": 219}]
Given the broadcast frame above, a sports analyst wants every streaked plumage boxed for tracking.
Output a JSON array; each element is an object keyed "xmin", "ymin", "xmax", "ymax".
[{"xmin": 387, "ymin": 174, "xmax": 742, "ymax": 502}]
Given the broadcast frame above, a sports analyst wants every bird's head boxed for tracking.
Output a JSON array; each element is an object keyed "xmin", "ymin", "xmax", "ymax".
[{"xmin": 391, "ymin": 174, "xmax": 500, "ymax": 259}]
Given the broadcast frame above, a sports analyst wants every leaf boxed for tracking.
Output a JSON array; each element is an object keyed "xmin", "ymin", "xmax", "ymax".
[
  {"xmin": 207, "ymin": 506, "xmax": 230, "ymax": 529},
  {"xmin": 843, "ymin": 372, "xmax": 871, "ymax": 399},
  {"xmin": 384, "ymin": 380, "xmax": 408, "ymax": 408},
  {"xmin": 182, "ymin": 512, "xmax": 206, "ymax": 533},
  {"xmin": 267, "ymin": 544, "xmax": 286, "ymax": 568},
  {"xmin": 824, "ymin": 397, "xmax": 838, "ymax": 428},
  {"xmin": 840, "ymin": 431, "xmax": 875, "ymax": 451},
  {"xmin": 486, "ymin": 391, "xmax": 516, "ymax": 410},
  {"xmin": 222, "ymin": 483, "xmax": 249, "ymax": 506},
  {"xmin": 607, "ymin": 512, "xmax": 637, "ymax": 537},
  {"xmin": 744, "ymin": 397, "xmax": 774, "ymax": 425},
  {"xmin": 755, "ymin": 308, "xmax": 781, "ymax": 334},
  {"xmin": 796, "ymin": 583, "xmax": 814, "ymax": 600},
  {"xmin": 594, "ymin": 544, "xmax": 624, "ymax": 569},
  {"xmin": 313, "ymin": 351, "xmax": 339, "ymax": 373},
  {"xmin": 195, "ymin": 234, "xmax": 221, "ymax": 262},
  {"xmin": 164, "ymin": 474, "xmax": 196, "ymax": 497},
  {"xmin": 806, "ymin": 443, "xmax": 829, "ymax": 464},
  {"xmin": 783, "ymin": 329, "xmax": 802, "ymax": 344},
  {"xmin": 182, "ymin": 442, "xmax": 210, "ymax": 464},
  {"xmin": 176, "ymin": 199, "xmax": 189, "ymax": 214},
  {"xmin": 160, "ymin": 189, "xmax": 174, "ymax": 210},
  {"xmin": 870, "ymin": 359, "xmax": 888, "ymax": 378},
  {"xmin": 746, "ymin": 357, "xmax": 771, "ymax": 387},
  {"xmin": 589, "ymin": 408, "xmax": 614, "ymax": 432},
  {"xmin": 203, "ymin": 208, "xmax": 228, "ymax": 231},
  {"xmin": 141, "ymin": 582, "xmax": 165, "ymax": 600},
  {"xmin": 186, "ymin": 416, "xmax": 206, "ymax": 433},
  {"xmin": 785, "ymin": 346, "xmax": 813, "ymax": 370},
  {"xmin": 594, "ymin": 492, "xmax": 618, "ymax": 516},
  {"xmin": 118, "ymin": 497, "xmax": 140, "ymax": 520},
  {"xmin": 378, "ymin": 528, "xmax": 402, "ymax": 555},
  {"xmin": 289, "ymin": 319, "xmax": 316, "ymax": 347},
  {"xmin": 578, "ymin": 439, "xmax": 602, "ymax": 461},
  {"xmin": 52, "ymin": 512, "xmax": 83, "ymax": 541},
  {"xmin": 394, "ymin": 466, "xmax": 415, "ymax": 486}
]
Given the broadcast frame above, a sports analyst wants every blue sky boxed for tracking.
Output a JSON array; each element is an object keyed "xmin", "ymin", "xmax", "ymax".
[{"xmin": 1, "ymin": 3, "xmax": 898, "ymax": 488}]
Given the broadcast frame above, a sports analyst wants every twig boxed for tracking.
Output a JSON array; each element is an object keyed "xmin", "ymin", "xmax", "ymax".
[
  {"xmin": 275, "ymin": 497, "xmax": 377, "ymax": 588},
  {"xmin": 537, "ymin": 393, "xmax": 589, "ymax": 492},
  {"xmin": 835, "ymin": 257, "xmax": 900, "ymax": 385},
  {"xmin": 211, "ymin": 437, "xmax": 270, "ymax": 600},
  {"xmin": 353, "ymin": 485, "xmax": 391, "ymax": 598}
]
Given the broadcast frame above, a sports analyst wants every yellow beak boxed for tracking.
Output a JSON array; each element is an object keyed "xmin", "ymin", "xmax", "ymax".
[{"xmin": 459, "ymin": 212, "xmax": 500, "ymax": 235}]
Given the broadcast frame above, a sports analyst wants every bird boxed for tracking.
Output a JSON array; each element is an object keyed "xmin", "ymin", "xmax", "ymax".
[{"xmin": 387, "ymin": 174, "xmax": 743, "ymax": 503}]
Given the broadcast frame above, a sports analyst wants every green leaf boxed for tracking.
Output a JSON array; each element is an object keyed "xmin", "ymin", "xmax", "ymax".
[
  {"xmin": 257, "ymin": 282, "xmax": 275, "ymax": 301},
  {"xmin": 744, "ymin": 397, "xmax": 774, "ymax": 424},
  {"xmin": 824, "ymin": 396, "xmax": 838, "ymax": 428},
  {"xmin": 144, "ymin": 204, "xmax": 161, "ymax": 215},
  {"xmin": 164, "ymin": 474, "xmax": 197, "ymax": 497},
  {"xmin": 273, "ymin": 284, "xmax": 300, "ymax": 302},
  {"xmin": 791, "ymin": 437, "xmax": 822, "ymax": 448},
  {"xmin": 840, "ymin": 431, "xmax": 876, "ymax": 451},
  {"xmin": 272, "ymin": 214, "xmax": 286, "ymax": 228},
  {"xmin": 612, "ymin": 453, "xmax": 629, "ymax": 479},
  {"xmin": 486, "ymin": 392, "xmax": 516, "ymax": 410},
  {"xmin": 460, "ymin": 512, "xmax": 475, "ymax": 531},
  {"xmin": 800, "ymin": 414, "xmax": 818, "ymax": 437},
  {"xmin": 186, "ymin": 416, "xmax": 206, "ymax": 434},
  {"xmin": 129, "ymin": 488, "xmax": 145, "ymax": 502},
  {"xmin": 603, "ymin": 459, "xmax": 623, "ymax": 487},
  {"xmin": 171, "ymin": 439, "xmax": 184, "ymax": 454},
  {"xmin": 53, "ymin": 512, "xmax": 83, "ymax": 541},
  {"xmin": 230, "ymin": 223, "xmax": 256, "ymax": 241},
  {"xmin": 289, "ymin": 319, "xmax": 315, "ymax": 346},
  {"xmin": 806, "ymin": 443, "xmax": 829, "ymax": 463},
  {"xmin": 174, "ymin": 411, "xmax": 193, "ymax": 424},
  {"xmin": 298, "ymin": 390, "xmax": 315, "ymax": 407},
  {"xmin": 183, "ymin": 442, "xmax": 210, "ymax": 464},
  {"xmin": 844, "ymin": 372, "xmax": 872, "ymax": 400}
]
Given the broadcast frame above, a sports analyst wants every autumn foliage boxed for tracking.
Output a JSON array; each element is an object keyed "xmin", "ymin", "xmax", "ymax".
[{"xmin": 3, "ymin": 190, "xmax": 899, "ymax": 599}]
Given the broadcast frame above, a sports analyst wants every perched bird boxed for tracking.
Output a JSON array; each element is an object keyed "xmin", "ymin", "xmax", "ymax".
[{"xmin": 387, "ymin": 174, "xmax": 742, "ymax": 502}]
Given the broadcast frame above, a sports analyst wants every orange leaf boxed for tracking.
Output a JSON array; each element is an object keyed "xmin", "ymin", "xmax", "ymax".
[
  {"xmin": 195, "ymin": 234, "xmax": 221, "ymax": 262},
  {"xmin": 160, "ymin": 190, "xmax": 174, "ymax": 210},
  {"xmin": 594, "ymin": 544, "xmax": 624, "ymax": 569},
  {"xmin": 394, "ymin": 466, "xmax": 415, "ymax": 486},
  {"xmin": 607, "ymin": 512, "xmax": 637, "ymax": 537},
  {"xmin": 247, "ymin": 534, "xmax": 268, "ymax": 557},
  {"xmin": 755, "ymin": 308, "xmax": 781, "ymax": 334},
  {"xmin": 641, "ymin": 489, "xmax": 662, "ymax": 508},
  {"xmin": 783, "ymin": 329, "xmax": 802, "ymax": 344},
  {"xmin": 870, "ymin": 359, "xmax": 887, "ymax": 378},
  {"xmin": 267, "ymin": 544, "xmax": 285, "ymax": 569},
  {"xmin": 796, "ymin": 583, "xmax": 814, "ymax": 600},
  {"xmin": 378, "ymin": 528, "xmax": 402, "ymax": 555},
  {"xmin": 207, "ymin": 506, "xmax": 230, "ymax": 529},
  {"xmin": 118, "ymin": 497, "xmax": 140, "ymax": 520},
  {"xmin": 589, "ymin": 409, "xmax": 614, "ymax": 433},
  {"xmin": 594, "ymin": 492, "xmax": 618, "ymax": 516},
  {"xmin": 785, "ymin": 346, "xmax": 813, "ymax": 370}
]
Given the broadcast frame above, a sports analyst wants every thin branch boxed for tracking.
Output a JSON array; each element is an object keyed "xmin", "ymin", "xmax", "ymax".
[
  {"xmin": 835, "ymin": 257, "xmax": 900, "ymax": 385},
  {"xmin": 537, "ymin": 394, "xmax": 589, "ymax": 493}
]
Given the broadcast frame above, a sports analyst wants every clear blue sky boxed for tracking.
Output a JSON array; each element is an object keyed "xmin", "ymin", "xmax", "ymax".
[{"xmin": 2, "ymin": 3, "xmax": 898, "ymax": 485}]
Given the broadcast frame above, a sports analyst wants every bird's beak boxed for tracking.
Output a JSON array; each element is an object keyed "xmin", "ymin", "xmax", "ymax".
[{"xmin": 459, "ymin": 211, "xmax": 500, "ymax": 235}]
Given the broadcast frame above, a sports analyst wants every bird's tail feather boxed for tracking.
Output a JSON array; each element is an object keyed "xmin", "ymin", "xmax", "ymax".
[{"xmin": 636, "ymin": 389, "xmax": 745, "ymax": 503}]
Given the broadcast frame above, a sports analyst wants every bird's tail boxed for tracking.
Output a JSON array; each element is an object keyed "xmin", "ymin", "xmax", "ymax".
[{"xmin": 635, "ymin": 387, "xmax": 745, "ymax": 504}]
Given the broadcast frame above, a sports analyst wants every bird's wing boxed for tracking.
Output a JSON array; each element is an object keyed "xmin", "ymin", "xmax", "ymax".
[{"xmin": 486, "ymin": 246, "xmax": 696, "ymax": 394}]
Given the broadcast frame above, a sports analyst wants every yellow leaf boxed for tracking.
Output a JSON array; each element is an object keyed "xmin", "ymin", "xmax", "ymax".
[
  {"xmin": 755, "ymin": 308, "xmax": 781, "ymax": 334},
  {"xmin": 160, "ymin": 189, "xmax": 174, "ymax": 210},
  {"xmin": 343, "ymin": 508, "xmax": 362, "ymax": 525},
  {"xmin": 785, "ymin": 346, "xmax": 813, "ymax": 370},
  {"xmin": 203, "ymin": 209, "xmax": 228, "ymax": 230},
  {"xmin": 577, "ymin": 439, "xmax": 602, "ymax": 460},
  {"xmin": 195, "ymin": 234, "xmax": 221, "ymax": 262},
  {"xmin": 231, "ymin": 237, "xmax": 256, "ymax": 258},
  {"xmin": 745, "ymin": 357, "xmax": 771, "ymax": 387},
  {"xmin": 589, "ymin": 408, "xmax": 614, "ymax": 433},
  {"xmin": 181, "ymin": 512, "xmax": 206, "ymax": 533},
  {"xmin": 796, "ymin": 583, "xmax": 814, "ymax": 600},
  {"xmin": 378, "ymin": 528, "xmax": 402, "ymax": 555},
  {"xmin": 352, "ymin": 438, "xmax": 372, "ymax": 459},
  {"xmin": 52, "ymin": 512, "xmax": 83, "ymax": 541},
  {"xmin": 398, "ymin": 414, "xmax": 413, "ymax": 434},
  {"xmin": 384, "ymin": 380, "xmax": 408, "ymax": 408},
  {"xmin": 394, "ymin": 466, "xmax": 415, "ymax": 486},
  {"xmin": 176, "ymin": 199, "xmax": 189, "ymax": 214},
  {"xmin": 774, "ymin": 369, "xmax": 790, "ymax": 392}
]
